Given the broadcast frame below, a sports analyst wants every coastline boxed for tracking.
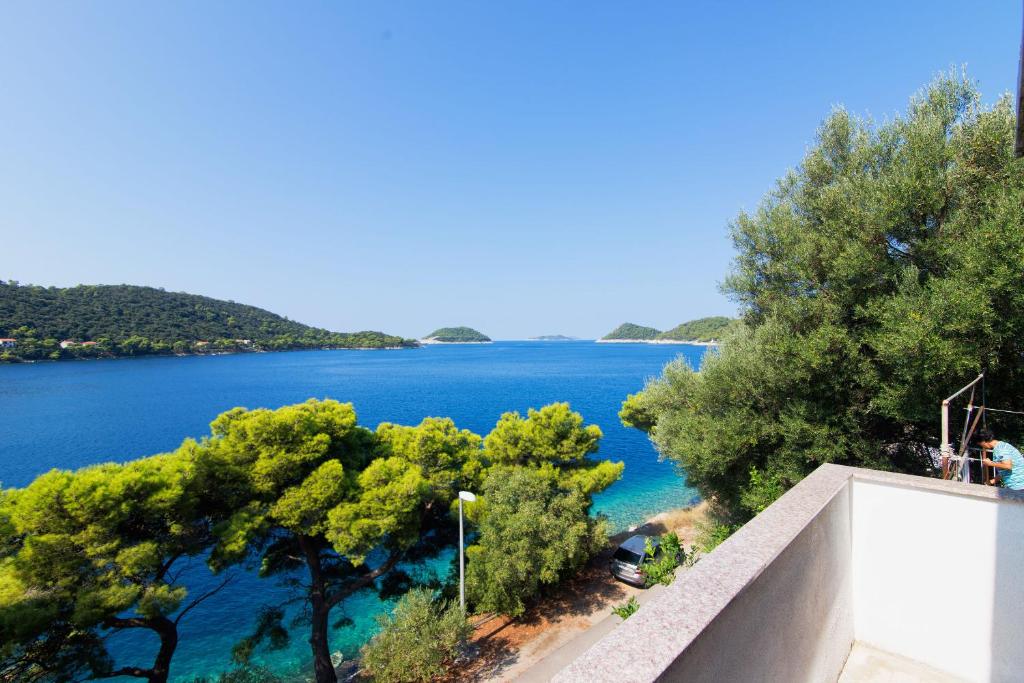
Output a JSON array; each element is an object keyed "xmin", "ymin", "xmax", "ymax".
[
  {"xmin": 0, "ymin": 345, "xmax": 417, "ymax": 365},
  {"xmin": 596, "ymin": 338, "xmax": 720, "ymax": 347},
  {"xmin": 418, "ymin": 339, "xmax": 493, "ymax": 345}
]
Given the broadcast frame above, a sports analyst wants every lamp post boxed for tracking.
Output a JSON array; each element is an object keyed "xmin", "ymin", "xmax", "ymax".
[{"xmin": 458, "ymin": 490, "xmax": 476, "ymax": 613}]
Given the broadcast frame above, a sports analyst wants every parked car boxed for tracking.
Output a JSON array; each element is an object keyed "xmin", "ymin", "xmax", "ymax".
[{"xmin": 609, "ymin": 534, "xmax": 661, "ymax": 586}]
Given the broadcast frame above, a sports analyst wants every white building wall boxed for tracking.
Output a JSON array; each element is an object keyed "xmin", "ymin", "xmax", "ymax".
[{"xmin": 851, "ymin": 480, "xmax": 1024, "ymax": 682}]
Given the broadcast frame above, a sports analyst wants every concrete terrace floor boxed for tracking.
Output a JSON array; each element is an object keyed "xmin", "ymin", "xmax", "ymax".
[{"xmin": 839, "ymin": 643, "xmax": 969, "ymax": 683}]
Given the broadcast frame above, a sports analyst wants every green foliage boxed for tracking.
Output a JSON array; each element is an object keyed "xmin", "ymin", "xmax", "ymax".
[
  {"xmin": 697, "ymin": 523, "xmax": 738, "ymax": 553},
  {"xmin": 0, "ymin": 398, "xmax": 620, "ymax": 682},
  {"xmin": 621, "ymin": 72, "xmax": 1024, "ymax": 522},
  {"xmin": 0, "ymin": 281, "xmax": 415, "ymax": 362},
  {"xmin": 611, "ymin": 596, "xmax": 639, "ymax": 620},
  {"xmin": 739, "ymin": 467, "xmax": 786, "ymax": 515},
  {"xmin": 360, "ymin": 589, "xmax": 471, "ymax": 683},
  {"xmin": 230, "ymin": 607, "xmax": 289, "ymax": 665},
  {"xmin": 463, "ymin": 403, "xmax": 621, "ymax": 616},
  {"xmin": 641, "ymin": 532, "xmax": 682, "ymax": 587},
  {"xmin": 0, "ymin": 446, "xmax": 216, "ymax": 682},
  {"xmin": 657, "ymin": 316, "xmax": 736, "ymax": 342},
  {"xmin": 424, "ymin": 326, "xmax": 491, "ymax": 342},
  {"xmin": 375, "ymin": 417, "xmax": 484, "ymax": 506},
  {"xmin": 465, "ymin": 468, "xmax": 609, "ymax": 616},
  {"xmin": 485, "ymin": 403, "xmax": 600, "ymax": 466},
  {"xmin": 602, "ymin": 322, "xmax": 661, "ymax": 340}
]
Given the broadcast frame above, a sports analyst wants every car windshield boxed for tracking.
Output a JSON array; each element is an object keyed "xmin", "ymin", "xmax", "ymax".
[{"xmin": 613, "ymin": 547, "xmax": 643, "ymax": 565}]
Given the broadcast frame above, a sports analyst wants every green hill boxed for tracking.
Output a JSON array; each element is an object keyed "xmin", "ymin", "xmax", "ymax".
[
  {"xmin": 0, "ymin": 281, "xmax": 417, "ymax": 361},
  {"xmin": 657, "ymin": 316, "xmax": 735, "ymax": 342},
  {"xmin": 423, "ymin": 326, "xmax": 491, "ymax": 343},
  {"xmin": 601, "ymin": 323, "xmax": 661, "ymax": 340}
]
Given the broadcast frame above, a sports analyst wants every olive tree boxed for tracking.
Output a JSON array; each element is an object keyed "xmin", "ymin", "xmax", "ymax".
[{"xmin": 622, "ymin": 72, "xmax": 1024, "ymax": 522}]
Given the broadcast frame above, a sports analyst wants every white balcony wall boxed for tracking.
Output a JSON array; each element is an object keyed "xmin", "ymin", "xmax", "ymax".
[
  {"xmin": 851, "ymin": 480, "xmax": 1024, "ymax": 683},
  {"xmin": 555, "ymin": 466, "xmax": 1024, "ymax": 683}
]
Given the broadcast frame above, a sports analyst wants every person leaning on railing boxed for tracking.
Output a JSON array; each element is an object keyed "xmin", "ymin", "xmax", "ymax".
[{"xmin": 976, "ymin": 428, "xmax": 1024, "ymax": 491}]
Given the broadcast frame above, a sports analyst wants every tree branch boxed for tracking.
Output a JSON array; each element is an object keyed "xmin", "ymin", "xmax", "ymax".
[
  {"xmin": 174, "ymin": 574, "xmax": 235, "ymax": 626},
  {"xmin": 154, "ymin": 551, "xmax": 184, "ymax": 583},
  {"xmin": 325, "ymin": 548, "xmax": 404, "ymax": 608},
  {"xmin": 102, "ymin": 616, "xmax": 153, "ymax": 630}
]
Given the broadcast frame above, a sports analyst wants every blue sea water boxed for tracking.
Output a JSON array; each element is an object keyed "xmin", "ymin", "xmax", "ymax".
[{"xmin": 0, "ymin": 341, "xmax": 704, "ymax": 680}]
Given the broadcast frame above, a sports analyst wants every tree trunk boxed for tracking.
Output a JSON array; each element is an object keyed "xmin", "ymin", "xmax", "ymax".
[
  {"xmin": 101, "ymin": 616, "xmax": 178, "ymax": 683},
  {"xmin": 299, "ymin": 535, "xmax": 338, "ymax": 683},
  {"xmin": 149, "ymin": 616, "xmax": 178, "ymax": 683}
]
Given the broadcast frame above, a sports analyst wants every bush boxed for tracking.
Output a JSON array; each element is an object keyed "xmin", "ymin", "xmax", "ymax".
[
  {"xmin": 642, "ymin": 532, "xmax": 693, "ymax": 587},
  {"xmin": 466, "ymin": 468, "xmax": 609, "ymax": 616},
  {"xmin": 360, "ymin": 588, "xmax": 471, "ymax": 683},
  {"xmin": 612, "ymin": 596, "xmax": 639, "ymax": 620}
]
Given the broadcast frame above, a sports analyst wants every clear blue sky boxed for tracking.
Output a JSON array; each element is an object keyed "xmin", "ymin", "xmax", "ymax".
[{"xmin": 0, "ymin": 2, "xmax": 1018, "ymax": 339}]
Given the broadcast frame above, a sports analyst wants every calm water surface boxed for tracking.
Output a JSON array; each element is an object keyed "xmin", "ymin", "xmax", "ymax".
[{"xmin": 0, "ymin": 341, "xmax": 704, "ymax": 680}]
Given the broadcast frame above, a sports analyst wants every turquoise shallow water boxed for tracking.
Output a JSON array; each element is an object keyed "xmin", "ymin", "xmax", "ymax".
[{"xmin": 0, "ymin": 341, "xmax": 704, "ymax": 680}]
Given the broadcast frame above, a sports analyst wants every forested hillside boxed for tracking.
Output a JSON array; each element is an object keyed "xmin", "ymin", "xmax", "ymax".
[
  {"xmin": 657, "ymin": 317, "xmax": 735, "ymax": 341},
  {"xmin": 0, "ymin": 281, "xmax": 416, "ymax": 361},
  {"xmin": 601, "ymin": 323, "xmax": 660, "ymax": 340},
  {"xmin": 424, "ymin": 326, "xmax": 491, "ymax": 342}
]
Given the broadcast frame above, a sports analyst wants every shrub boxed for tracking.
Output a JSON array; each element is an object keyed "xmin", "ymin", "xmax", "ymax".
[
  {"xmin": 360, "ymin": 588, "xmax": 471, "ymax": 683},
  {"xmin": 612, "ymin": 596, "xmax": 639, "ymax": 620},
  {"xmin": 642, "ymin": 532, "xmax": 683, "ymax": 587},
  {"xmin": 466, "ymin": 468, "xmax": 608, "ymax": 616}
]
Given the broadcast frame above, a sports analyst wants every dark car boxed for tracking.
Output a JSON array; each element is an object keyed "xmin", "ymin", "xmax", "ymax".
[{"xmin": 609, "ymin": 534, "xmax": 661, "ymax": 586}]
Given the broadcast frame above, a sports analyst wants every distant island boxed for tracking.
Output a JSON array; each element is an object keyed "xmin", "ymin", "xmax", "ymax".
[
  {"xmin": 421, "ymin": 326, "xmax": 492, "ymax": 343},
  {"xmin": 0, "ymin": 281, "xmax": 418, "ymax": 362},
  {"xmin": 601, "ymin": 323, "xmax": 661, "ymax": 341},
  {"xmin": 598, "ymin": 317, "xmax": 735, "ymax": 344},
  {"xmin": 530, "ymin": 335, "xmax": 579, "ymax": 341}
]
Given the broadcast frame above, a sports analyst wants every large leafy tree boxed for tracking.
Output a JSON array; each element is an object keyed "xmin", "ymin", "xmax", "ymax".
[
  {"xmin": 0, "ymin": 447, "xmax": 225, "ymax": 683},
  {"xmin": 622, "ymin": 72, "xmax": 1024, "ymax": 521},
  {"xmin": 465, "ymin": 468, "xmax": 608, "ymax": 616},
  {"xmin": 196, "ymin": 400, "xmax": 399, "ymax": 683},
  {"xmin": 466, "ymin": 403, "xmax": 623, "ymax": 614},
  {"xmin": 484, "ymin": 402, "xmax": 624, "ymax": 495},
  {"xmin": 198, "ymin": 401, "xmax": 485, "ymax": 683}
]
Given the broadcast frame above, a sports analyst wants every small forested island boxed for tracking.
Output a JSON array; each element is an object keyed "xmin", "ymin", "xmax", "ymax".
[
  {"xmin": 656, "ymin": 316, "xmax": 736, "ymax": 342},
  {"xmin": 599, "ymin": 322, "xmax": 661, "ymax": 342},
  {"xmin": 421, "ymin": 326, "xmax": 492, "ymax": 343},
  {"xmin": 598, "ymin": 317, "xmax": 734, "ymax": 344},
  {"xmin": 530, "ymin": 334, "xmax": 578, "ymax": 341},
  {"xmin": 0, "ymin": 281, "xmax": 418, "ymax": 362}
]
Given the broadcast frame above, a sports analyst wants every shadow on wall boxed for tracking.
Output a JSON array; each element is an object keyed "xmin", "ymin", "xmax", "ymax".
[{"xmin": 991, "ymin": 487, "xmax": 1024, "ymax": 682}]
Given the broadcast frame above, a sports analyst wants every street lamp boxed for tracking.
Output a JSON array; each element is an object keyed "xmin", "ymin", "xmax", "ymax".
[{"xmin": 458, "ymin": 490, "xmax": 476, "ymax": 613}]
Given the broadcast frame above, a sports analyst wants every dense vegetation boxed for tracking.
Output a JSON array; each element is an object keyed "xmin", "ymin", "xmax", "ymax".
[
  {"xmin": 621, "ymin": 73, "xmax": 1024, "ymax": 528},
  {"xmin": 601, "ymin": 323, "xmax": 661, "ymax": 340},
  {"xmin": 657, "ymin": 316, "xmax": 735, "ymax": 342},
  {"xmin": 601, "ymin": 318, "xmax": 734, "ymax": 342},
  {"xmin": 423, "ymin": 326, "xmax": 491, "ymax": 342},
  {"xmin": 0, "ymin": 282, "xmax": 415, "ymax": 361},
  {"xmin": 360, "ymin": 589, "xmax": 470, "ymax": 683},
  {"xmin": 0, "ymin": 400, "xmax": 622, "ymax": 683}
]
